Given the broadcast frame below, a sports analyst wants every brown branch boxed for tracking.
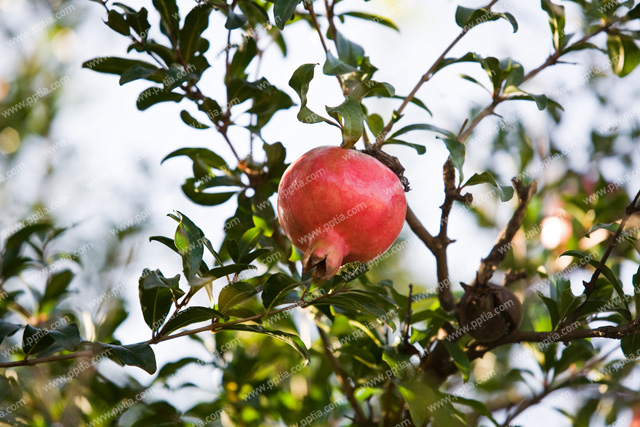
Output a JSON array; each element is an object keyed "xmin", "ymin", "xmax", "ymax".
[
  {"xmin": 305, "ymin": 1, "xmax": 345, "ymax": 94},
  {"xmin": 375, "ymin": 0, "xmax": 502, "ymax": 147},
  {"xmin": 402, "ymin": 284, "xmax": 414, "ymax": 346},
  {"xmin": 317, "ymin": 324, "xmax": 367, "ymax": 423},
  {"xmin": 405, "ymin": 206, "xmax": 438, "ymax": 253},
  {"xmin": 0, "ymin": 289, "xmax": 346, "ymax": 369},
  {"xmin": 0, "ymin": 351, "xmax": 94, "ymax": 369},
  {"xmin": 458, "ymin": 19, "xmax": 622, "ymax": 145},
  {"xmin": 405, "ymin": 203, "xmax": 455, "ymax": 311},
  {"xmin": 472, "ymin": 178, "xmax": 537, "ymax": 287},
  {"xmin": 471, "ymin": 320, "xmax": 640, "ymax": 364},
  {"xmin": 561, "ymin": 189, "xmax": 640, "ymax": 328}
]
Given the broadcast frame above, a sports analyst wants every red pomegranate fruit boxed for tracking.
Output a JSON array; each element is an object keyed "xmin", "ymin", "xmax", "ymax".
[{"xmin": 277, "ymin": 146, "xmax": 407, "ymax": 279}]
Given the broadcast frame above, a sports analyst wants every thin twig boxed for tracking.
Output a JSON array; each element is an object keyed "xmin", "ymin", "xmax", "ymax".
[
  {"xmin": 472, "ymin": 179, "xmax": 537, "ymax": 287},
  {"xmin": 374, "ymin": 0, "xmax": 502, "ymax": 147},
  {"xmin": 405, "ymin": 205, "xmax": 456, "ymax": 311},
  {"xmin": 0, "ymin": 289, "xmax": 346, "ymax": 369},
  {"xmin": 402, "ymin": 284, "xmax": 414, "ymax": 346},
  {"xmin": 561, "ymin": 189, "xmax": 640, "ymax": 328},
  {"xmin": 305, "ymin": 1, "xmax": 345, "ymax": 93},
  {"xmin": 458, "ymin": 19, "xmax": 622, "ymax": 145}
]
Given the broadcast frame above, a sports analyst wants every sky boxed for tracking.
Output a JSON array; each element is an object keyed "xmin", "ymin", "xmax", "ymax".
[{"xmin": 1, "ymin": 0, "xmax": 640, "ymax": 425}]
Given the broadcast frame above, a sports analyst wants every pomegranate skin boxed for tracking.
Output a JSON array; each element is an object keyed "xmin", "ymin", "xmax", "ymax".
[{"xmin": 277, "ymin": 146, "xmax": 407, "ymax": 279}]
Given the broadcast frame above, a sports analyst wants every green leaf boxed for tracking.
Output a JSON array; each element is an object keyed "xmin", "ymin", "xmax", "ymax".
[
  {"xmin": 607, "ymin": 34, "xmax": 640, "ymax": 77},
  {"xmin": 389, "ymin": 123, "xmax": 456, "ymax": 140},
  {"xmin": 442, "ymin": 340, "xmax": 471, "ymax": 381},
  {"xmin": 41, "ymin": 269, "xmax": 74, "ymax": 308},
  {"xmin": 180, "ymin": 110, "xmax": 210, "ymax": 129},
  {"xmin": 105, "ymin": 10, "xmax": 131, "ymax": 35},
  {"xmin": 93, "ymin": 342, "xmax": 157, "ymax": 374},
  {"xmin": 262, "ymin": 273, "xmax": 300, "ymax": 312},
  {"xmin": 153, "ymin": 0, "xmax": 180, "ymax": 41},
  {"xmin": 441, "ymin": 138, "xmax": 466, "ymax": 183},
  {"xmin": 384, "ymin": 139, "xmax": 426, "ymax": 154},
  {"xmin": 162, "ymin": 147, "xmax": 228, "ymax": 171},
  {"xmin": 174, "ymin": 211, "xmax": 205, "ymax": 283},
  {"xmin": 161, "ymin": 307, "xmax": 227, "ymax": 336},
  {"xmin": 630, "ymin": 3, "xmax": 640, "ymax": 20},
  {"xmin": 82, "ymin": 57, "xmax": 159, "ymax": 77},
  {"xmin": 218, "ymin": 282, "xmax": 257, "ymax": 313},
  {"xmin": 621, "ymin": 333, "xmax": 640, "ymax": 358},
  {"xmin": 23, "ymin": 323, "xmax": 81, "ymax": 357},
  {"xmin": 541, "ymin": 0, "xmax": 566, "ymax": 50},
  {"xmin": 537, "ymin": 291, "xmax": 560, "ymax": 328},
  {"xmin": 273, "ymin": 0, "xmax": 301, "ymax": 30},
  {"xmin": 241, "ymin": 248, "xmax": 273, "ymax": 265},
  {"xmin": 205, "ymin": 264, "xmax": 256, "ymax": 279},
  {"xmin": 334, "ymin": 30, "xmax": 364, "ymax": 67},
  {"xmin": 309, "ymin": 291, "xmax": 397, "ymax": 330},
  {"xmin": 585, "ymin": 222, "xmax": 619, "ymax": 238},
  {"xmin": 288, "ymin": 63, "xmax": 339, "ymax": 127},
  {"xmin": 455, "ymin": 7, "xmax": 517, "ymax": 33},
  {"xmin": 182, "ymin": 178, "xmax": 237, "ymax": 206},
  {"xmin": 326, "ymin": 97, "xmax": 364, "ymax": 148},
  {"xmin": 119, "ymin": 64, "xmax": 165, "ymax": 85},
  {"xmin": 115, "ymin": 4, "xmax": 150, "ymax": 38},
  {"xmin": 351, "ymin": 80, "xmax": 395, "ymax": 101},
  {"xmin": 480, "ymin": 57, "xmax": 502, "ymax": 93},
  {"xmin": 219, "ymin": 324, "xmax": 310, "ymax": 364},
  {"xmin": 225, "ymin": 9, "xmax": 247, "ymax": 29},
  {"xmin": 237, "ymin": 227, "xmax": 264, "ymax": 261},
  {"xmin": 230, "ymin": 37, "xmax": 258, "ymax": 79},
  {"xmin": 453, "ymin": 396, "xmax": 500, "ymax": 425},
  {"xmin": 139, "ymin": 270, "xmax": 182, "ymax": 331},
  {"xmin": 434, "ymin": 52, "xmax": 482, "ymax": 74},
  {"xmin": 366, "ymin": 114, "xmax": 384, "ymax": 137},
  {"xmin": 463, "ymin": 172, "xmax": 514, "ymax": 202},
  {"xmin": 560, "ymin": 250, "xmax": 630, "ymax": 317},
  {"xmin": 0, "ymin": 320, "xmax": 21, "ymax": 346},
  {"xmin": 506, "ymin": 92, "xmax": 548, "ymax": 110},
  {"xmin": 136, "ymin": 87, "xmax": 183, "ymax": 111},
  {"xmin": 198, "ymin": 97, "xmax": 224, "ymax": 125},
  {"xmin": 323, "ymin": 51, "xmax": 358, "ymax": 75},
  {"xmin": 340, "ymin": 12, "xmax": 399, "ymax": 31}
]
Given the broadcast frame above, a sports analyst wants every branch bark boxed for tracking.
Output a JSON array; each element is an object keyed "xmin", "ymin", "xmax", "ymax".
[
  {"xmin": 0, "ymin": 289, "xmax": 346, "ymax": 369},
  {"xmin": 561, "ymin": 188, "xmax": 640, "ymax": 327},
  {"xmin": 472, "ymin": 178, "xmax": 537, "ymax": 287}
]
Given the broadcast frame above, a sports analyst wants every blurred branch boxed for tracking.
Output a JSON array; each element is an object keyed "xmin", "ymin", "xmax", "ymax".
[
  {"xmin": 375, "ymin": 0, "xmax": 502, "ymax": 147},
  {"xmin": 458, "ymin": 18, "xmax": 624, "ymax": 144},
  {"xmin": 455, "ymin": 319, "xmax": 640, "ymax": 372},
  {"xmin": 305, "ymin": 0, "xmax": 345, "ymax": 93},
  {"xmin": 561, "ymin": 188, "xmax": 640, "ymax": 328},
  {"xmin": 405, "ymin": 203, "xmax": 455, "ymax": 311},
  {"xmin": 317, "ymin": 324, "xmax": 367, "ymax": 423},
  {"xmin": 472, "ymin": 179, "xmax": 537, "ymax": 287}
]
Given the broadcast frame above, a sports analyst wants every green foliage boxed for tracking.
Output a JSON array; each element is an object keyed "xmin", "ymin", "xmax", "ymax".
[{"xmin": 3, "ymin": 0, "xmax": 640, "ymax": 425}]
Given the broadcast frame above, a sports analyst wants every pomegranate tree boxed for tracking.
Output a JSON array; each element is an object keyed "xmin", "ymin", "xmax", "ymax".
[{"xmin": 277, "ymin": 146, "xmax": 407, "ymax": 279}]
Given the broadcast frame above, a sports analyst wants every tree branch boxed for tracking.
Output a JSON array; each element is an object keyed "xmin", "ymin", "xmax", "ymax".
[
  {"xmin": 561, "ymin": 188, "xmax": 640, "ymax": 327},
  {"xmin": 375, "ymin": 0, "xmax": 502, "ymax": 147},
  {"xmin": 305, "ymin": 0, "xmax": 345, "ymax": 94},
  {"xmin": 0, "ymin": 289, "xmax": 346, "ymax": 369},
  {"xmin": 472, "ymin": 178, "xmax": 537, "ymax": 287}
]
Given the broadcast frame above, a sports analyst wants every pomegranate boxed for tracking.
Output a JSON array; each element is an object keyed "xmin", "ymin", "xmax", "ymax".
[{"xmin": 277, "ymin": 146, "xmax": 407, "ymax": 279}]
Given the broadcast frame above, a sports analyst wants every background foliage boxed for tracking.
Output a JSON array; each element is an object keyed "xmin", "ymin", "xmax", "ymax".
[{"xmin": 2, "ymin": 0, "xmax": 640, "ymax": 426}]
